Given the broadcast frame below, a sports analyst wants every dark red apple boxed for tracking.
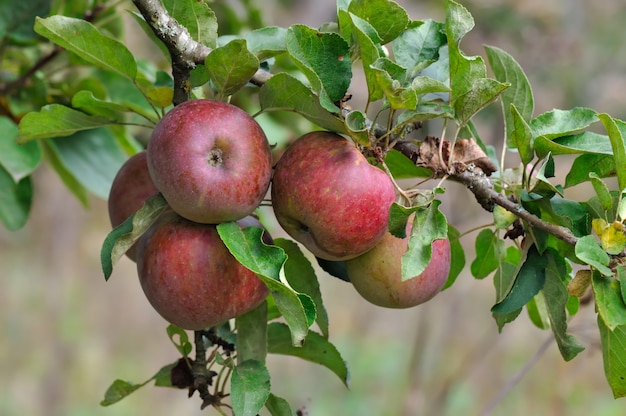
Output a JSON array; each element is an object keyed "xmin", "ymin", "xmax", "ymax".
[
  {"xmin": 147, "ymin": 100, "xmax": 272, "ymax": 224},
  {"xmin": 345, "ymin": 221, "xmax": 451, "ymax": 308},
  {"xmin": 107, "ymin": 151, "xmax": 159, "ymax": 261},
  {"xmin": 136, "ymin": 211, "xmax": 270, "ymax": 330},
  {"xmin": 271, "ymin": 131, "xmax": 396, "ymax": 260}
]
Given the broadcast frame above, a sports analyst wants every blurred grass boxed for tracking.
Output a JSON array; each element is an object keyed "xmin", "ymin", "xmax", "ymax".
[{"xmin": 3, "ymin": 0, "xmax": 626, "ymax": 415}]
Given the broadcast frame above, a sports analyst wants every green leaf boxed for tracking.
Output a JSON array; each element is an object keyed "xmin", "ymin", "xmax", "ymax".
[
  {"xmin": 34, "ymin": 16, "xmax": 137, "ymax": 80},
  {"xmin": 47, "ymin": 128, "xmax": 127, "ymax": 199},
  {"xmin": 586, "ymin": 191, "xmax": 622, "ymax": 224},
  {"xmin": 394, "ymin": 103, "xmax": 454, "ymax": 129},
  {"xmin": 231, "ymin": 360, "xmax": 271, "ymax": 416},
  {"xmin": 0, "ymin": 117, "xmax": 41, "ymax": 182},
  {"xmin": 493, "ymin": 205, "xmax": 517, "ymax": 230},
  {"xmin": 162, "ymin": 0, "xmax": 218, "ymax": 48},
  {"xmin": 543, "ymin": 251, "xmax": 585, "ymax": 361},
  {"xmin": 286, "ymin": 25, "xmax": 352, "ymax": 113},
  {"xmin": 91, "ymin": 69, "xmax": 158, "ymax": 115},
  {"xmin": 258, "ymin": 73, "xmax": 347, "ymax": 133},
  {"xmin": 274, "ymin": 239, "xmax": 330, "ymax": 338},
  {"xmin": 343, "ymin": 11, "xmax": 383, "ymax": 102},
  {"xmin": 206, "ymin": 39, "xmax": 259, "ymax": 99},
  {"xmin": 576, "ymin": 235, "xmax": 613, "ymax": 277},
  {"xmin": 370, "ymin": 58, "xmax": 417, "ymax": 110},
  {"xmin": 344, "ymin": 110, "xmax": 370, "ymax": 146},
  {"xmin": 101, "ymin": 380, "xmax": 145, "ymax": 407},
  {"xmin": 597, "ymin": 114, "xmax": 626, "ymax": 192},
  {"xmin": 316, "ymin": 257, "xmax": 350, "ymax": 283},
  {"xmin": 590, "ymin": 173, "xmax": 613, "ymax": 212},
  {"xmin": 217, "ymin": 222, "xmax": 286, "ymax": 282},
  {"xmin": 492, "ymin": 260, "xmax": 521, "ymax": 331},
  {"xmin": 565, "ymin": 154, "xmax": 616, "ymax": 188},
  {"xmin": 217, "ymin": 222, "xmax": 312, "ymax": 346},
  {"xmin": 236, "ymin": 301, "xmax": 268, "ymax": 364},
  {"xmin": 71, "ymin": 90, "xmax": 156, "ymax": 123},
  {"xmin": 234, "ymin": 26, "xmax": 288, "ymax": 61},
  {"xmin": 17, "ymin": 105, "xmax": 114, "ymax": 142},
  {"xmin": 267, "ymin": 323, "xmax": 349, "ymax": 387},
  {"xmin": 418, "ymin": 45, "xmax": 450, "ymax": 102},
  {"xmin": 446, "ymin": 0, "xmax": 491, "ymax": 111},
  {"xmin": 598, "ymin": 317, "xmax": 626, "ymax": 398},
  {"xmin": 402, "ymin": 201, "xmax": 448, "ymax": 281},
  {"xmin": 265, "ymin": 393, "xmax": 296, "ymax": 416},
  {"xmin": 392, "ymin": 20, "xmax": 446, "ymax": 79},
  {"xmin": 485, "ymin": 45, "xmax": 534, "ymax": 149},
  {"xmin": 551, "ymin": 197, "xmax": 590, "ymax": 238},
  {"xmin": 618, "ymin": 267, "xmax": 626, "ymax": 315},
  {"xmin": 593, "ymin": 270, "xmax": 626, "ymax": 330},
  {"xmin": 0, "ymin": 0, "xmax": 50, "ymax": 43},
  {"xmin": 531, "ymin": 153, "xmax": 563, "ymax": 198},
  {"xmin": 509, "ymin": 104, "xmax": 534, "ymax": 165},
  {"xmin": 531, "ymin": 107, "xmax": 598, "ymax": 138},
  {"xmin": 101, "ymin": 194, "xmax": 169, "ymax": 281},
  {"xmin": 411, "ymin": 76, "xmax": 451, "ymax": 96},
  {"xmin": 526, "ymin": 294, "xmax": 550, "ymax": 330},
  {"xmin": 452, "ymin": 77, "xmax": 509, "ymax": 126},
  {"xmin": 100, "ymin": 363, "xmax": 176, "ymax": 406},
  {"xmin": 388, "ymin": 202, "xmax": 416, "ymax": 238},
  {"xmin": 0, "ymin": 166, "xmax": 32, "ymax": 231},
  {"xmin": 442, "ymin": 225, "xmax": 465, "ymax": 290},
  {"xmin": 383, "ymin": 149, "xmax": 432, "ymax": 179},
  {"xmin": 534, "ymin": 131, "xmax": 613, "ymax": 159},
  {"xmin": 471, "ymin": 229, "xmax": 504, "ymax": 279},
  {"xmin": 492, "ymin": 245, "xmax": 547, "ymax": 314},
  {"xmin": 166, "ymin": 325, "xmax": 193, "ymax": 356},
  {"xmin": 348, "ymin": 0, "xmax": 409, "ymax": 44}
]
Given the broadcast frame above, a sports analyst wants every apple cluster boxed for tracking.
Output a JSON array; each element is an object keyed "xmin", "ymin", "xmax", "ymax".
[
  {"xmin": 271, "ymin": 131, "xmax": 451, "ymax": 308},
  {"xmin": 108, "ymin": 100, "xmax": 271, "ymax": 330},
  {"xmin": 107, "ymin": 99, "xmax": 452, "ymax": 330}
]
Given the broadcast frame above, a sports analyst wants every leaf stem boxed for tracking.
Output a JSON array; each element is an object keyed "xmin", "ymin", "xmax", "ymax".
[{"xmin": 381, "ymin": 160, "xmax": 411, "ymax": 206}]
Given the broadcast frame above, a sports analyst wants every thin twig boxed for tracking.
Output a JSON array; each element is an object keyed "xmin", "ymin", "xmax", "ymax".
[
  {"xmin": 479, "ymin": 335, "xmax": 555, "ymax": 416},
  {"xmin": 393, "ymin": 140, "xmax": 580, "ymax": 247}
]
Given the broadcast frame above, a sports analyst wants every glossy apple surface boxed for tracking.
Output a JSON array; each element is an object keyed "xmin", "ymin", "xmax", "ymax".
[
  {"xmin": 147, "ymin": 100, "xmax": 272, "ymax": 224},
  {"xmin": 271, "ymin": 131, "xmax": 396, "ymax": 260},
  {"xmin": 136, "ymin": 211, "xmax": 270, "ymax": 330},
  {"xmin": 107, "ymin": 151, "xmax": 159, "ymax": 261},
  {"xmin": 346, "ymin": 223, "xmax": 451, "ymax": 308}
]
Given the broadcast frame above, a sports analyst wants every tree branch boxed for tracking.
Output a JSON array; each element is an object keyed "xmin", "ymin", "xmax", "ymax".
[
  {"xmin": 394, "ymin": 140, "xmax": 580, "ymax": 247},
  {"xmin": 131, "ymin": 0, "xmax": 271, "ymax": 104}
]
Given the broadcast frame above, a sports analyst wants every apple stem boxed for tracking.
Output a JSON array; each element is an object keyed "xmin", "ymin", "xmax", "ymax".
[
  {"xmin": 380, "ymin": 160, "xmax": 411, "ymax": 206},
  {"xmin": 192, "ymin": 330, "xmax": 214, "ymax": 409}
]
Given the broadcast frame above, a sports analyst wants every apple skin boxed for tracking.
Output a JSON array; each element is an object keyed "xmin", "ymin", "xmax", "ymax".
[
  {"xmin": 345, "ymin": 222, "xmax": 451, "ymax": 308},
  {"xmin": 147, "ymin": 99, "xmax": 272, "ymax": 224},
  {"xmin": 136, "ymin": 211, "xmax": 270, "ymax": 330},
  {"xmin": 107, "ymin": 151, "xmax": 160, "ymax": 261},
  {"xmin": 271, "ymin": 131, "xmax": 396, "ymax": 261}
]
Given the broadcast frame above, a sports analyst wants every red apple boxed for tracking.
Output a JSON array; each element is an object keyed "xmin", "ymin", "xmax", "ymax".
[
  {"xmin": 136, "ymin": 211, "xmax": 270, "ymax": 330},
  {"xmin": 147, "ymin": 100, "xmax": 272, "ymax": 224},
  {"xmin": 271, "ymin": 131, "xmax": 396, "ymax": 260},
  {"xmin": 345, "ymin": 221, "xmax": 451, "ymax": 308},
  {"xmin": 107, "ymin": 151, "xmax": 159, "ymax": 261}
]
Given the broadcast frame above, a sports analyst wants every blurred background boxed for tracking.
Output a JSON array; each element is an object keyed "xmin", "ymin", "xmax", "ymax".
[{"xmin": 2, "ymin": 0, "xmax": 626, "ymax": 415}]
